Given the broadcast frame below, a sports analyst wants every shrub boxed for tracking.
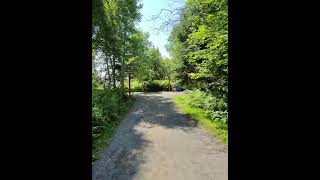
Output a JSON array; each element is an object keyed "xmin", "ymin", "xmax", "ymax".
[
  {"xmin": 146, "ymin": 81, "xmax": 163, "ymax": 92},
  {"xmin": 186, "ymin": 89, "xmax": 207, "ymax": 108},
  {"xmin": 131, "ymin": 81, "xmax": 143, "ymax": 92},
  {"xmin": 128, "ymin": 80, "xmax": 174, "ymax": 92},
  {"xmin": 186, "ymin": 89, "xmax": 228, "ymax": 129},
  {"xmin": 153, "ymin": 80, "xmax": 171, "ymax": 90},
  {"xmin": 92, "ymin": 88, "xmax": 131, "ymax": 155},
  {"xmin": 142, "ymin": 80, "xmax": 173, "ymax": 92}
]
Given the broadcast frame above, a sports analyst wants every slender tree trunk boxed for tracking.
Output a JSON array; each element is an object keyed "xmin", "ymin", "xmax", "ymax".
[
  {"xmin": 120, "ymin": 23, "xmax": 126, "ymax": 92},
  {"xmin": 120, "ymin": 56, "xmax": 124, "ymax": 91},
  {"xmin": 103, "ymin": 68, "xmax": 107, "ymax": 89},
  {"xmin": 106, "ymin": 57, "xmax": 111, "ymax": 88},
  {"xmin": 112, "ymin": 55, "xmax": 116, "ymax": 89},
  {"xmin": 168, "ymin": 74, "xmax": 171, "ymax": 91},
  {"xmin": 128, "ymin": 72, "xmax": 131, "ymax": 96}
]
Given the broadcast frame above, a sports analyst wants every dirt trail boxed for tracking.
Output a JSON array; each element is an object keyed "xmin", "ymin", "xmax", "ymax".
[{"xmin": 92, "ymin": 92, "xmax": 228, "ymax": 180}]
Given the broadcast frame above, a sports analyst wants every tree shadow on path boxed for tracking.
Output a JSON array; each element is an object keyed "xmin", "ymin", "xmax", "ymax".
[{"xmin": 92, "ymin": 92, "xmax": 204, "ymax": 180}]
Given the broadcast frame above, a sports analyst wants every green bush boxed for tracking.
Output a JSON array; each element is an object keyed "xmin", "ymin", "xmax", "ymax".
[
  {"xmin": 186, "ymin": 89, "xmax": 228, "ymax": 130},
  {"xmin": 92, "ymin": 88, "xmax": 132, "ymax": 161},
  {"xmin": 145, "ymin": 81, "xmax": 162, "ymax": 92},
  {"xmin": 131, "ymin": 81, "xmax": 143, "ymax": 92},
  {"xmin": 128, "ymin": 80, "xmax": 174, "ymax": 92},
  {"xmin": 186, "ymin": 89, "xmax": 207, "ymax": 108}
]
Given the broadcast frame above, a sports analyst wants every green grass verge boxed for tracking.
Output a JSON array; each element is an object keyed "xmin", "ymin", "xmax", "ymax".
[
  {"xmin": 92, "ymin": 97, "xmax": 135, "ymax": 163},
  {"xmin": 173, "ymin": 95, "xmax": 228, "ymax": 145}
]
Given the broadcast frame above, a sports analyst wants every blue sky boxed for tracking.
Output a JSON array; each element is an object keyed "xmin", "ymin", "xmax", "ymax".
[{"xmin": 136, "ymin": 0, "xmax": 185, "ymax": 59}]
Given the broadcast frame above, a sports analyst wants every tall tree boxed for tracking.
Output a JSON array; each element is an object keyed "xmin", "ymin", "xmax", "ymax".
[
  {"xmin": 167, "ymin": 0, "xmax": 228, "ymax": 100},
  {"xmin": 92, "ymin": 0, "xmax": 143, "ymax": 93}
]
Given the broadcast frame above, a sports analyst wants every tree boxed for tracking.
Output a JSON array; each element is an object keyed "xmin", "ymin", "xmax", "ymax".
[
  {"xmin": 167, "ymin": 0, "xmax": 228, "ymax": 100},
  {"xmin": 126, "ymin": 31, "xmax": 150, "ymax": 95},
  {"xmin": 92, "ymin": 0, "xmax": 143, "ymax": 93}
]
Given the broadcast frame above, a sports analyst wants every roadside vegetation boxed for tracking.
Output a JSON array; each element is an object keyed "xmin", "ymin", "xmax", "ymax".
[
  {"xmin": 92, "ymin": 0, "xmax": 228, "ymax": 161},
  {"xmin": 174, "ymin": 90, "xmax": 228, "ymax": 145}
]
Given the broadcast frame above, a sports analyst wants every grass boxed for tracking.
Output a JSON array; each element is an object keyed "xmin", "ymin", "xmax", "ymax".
[
  {"xmin": 92, "ymin": 97, "xmax": 135, "ymax": 163},
  {"xmin": 173, "ymin": 95, "xmax": 228, "ymax": 146}
]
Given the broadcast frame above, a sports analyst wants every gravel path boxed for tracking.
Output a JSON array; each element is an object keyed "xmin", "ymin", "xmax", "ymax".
[{"xmin": 92, "ymin": 92, "xmax": 228, "ymax": 180}]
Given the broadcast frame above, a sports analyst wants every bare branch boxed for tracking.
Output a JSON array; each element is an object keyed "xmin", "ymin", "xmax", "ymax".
[
  {"xmin": 147, "ymin": 0, "xmax": 186, "ymax": 33},
  {"xmin": 160, "ymin": 8, "xmax": 173, "ymax": 13},
  {"xmin": 147, "ymin": 8, "xmax": 173, "ymax": 22}
]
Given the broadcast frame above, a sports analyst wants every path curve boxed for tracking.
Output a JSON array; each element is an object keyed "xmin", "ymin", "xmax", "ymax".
[{"xmin": 92, "ymin": 92, "xmax": 228, "ymax": 180}]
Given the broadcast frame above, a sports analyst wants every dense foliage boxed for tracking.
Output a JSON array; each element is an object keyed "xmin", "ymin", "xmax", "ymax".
[
  {"xmin": 186, "ymin": 89, "xmax": 227, "ymax": 130},
  {"xmin": 92, "ymin": 0, "xmax": 228, "ymax": 161},
  {"xmin": 92, "ymin": 88, "xmax": 133, "ymax": 161},
  {"xmin": 92, "ymin": 0, "xmax": 172, "ymax": 162},
  {"xmin": 167, "ymin": 0, "xmax": 228, "ymax": 126},
  {"xmin": 93, "ymin": 0, "xmax": 169, "ymax": 91},
  {"xmin": 127, "ymin": 80, "xmax": 173, "ymax": 92},
  {"xmin": 92, "ymin": 0, "xmax": 143, "ymax": 162},
  {"xmin": 168, "ymin": 0, "xmax": 227, "ymax": 97}
]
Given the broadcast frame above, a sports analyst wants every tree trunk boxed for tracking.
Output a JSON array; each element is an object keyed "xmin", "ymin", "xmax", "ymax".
[
  {"xmin": 112, "ymin": 55, "xmax": 116, "ymax": 89},
  {"xmin": 168, "ymin": 74, "xmax": 171, "ymax": 91},
  {"xmin": 120, "ymin": 56, "xmax": 124, "ymax": 91},
  {"xmin": 120, "ymin": 22, "xmax": 126, "ymax": 92},
  {"xmin": 103, "ymin": 70, "xmax": 107, "ymax": 89},
  {"xmin": 128, "ymin": 72, "xmax": 131, "ymax": 96},
  {"xmin": 106, "ymin": 56, "xmax": 111, "ymax": 88}
]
